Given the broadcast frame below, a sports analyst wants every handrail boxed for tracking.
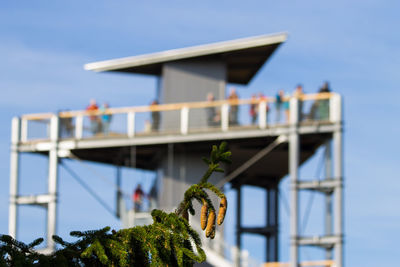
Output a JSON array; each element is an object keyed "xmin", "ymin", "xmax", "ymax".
[
  {"xmin": 17, "ymin": 92, "xmax": 340, "ymax": 143},
  {"xmin": 20, "ymin": 92, "xmax": 334, "ymax": 120}
]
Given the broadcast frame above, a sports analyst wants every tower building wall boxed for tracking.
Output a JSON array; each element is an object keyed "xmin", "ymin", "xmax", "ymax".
[{"xmin": 161, "ymin": 61, "xmax": 226, "ymax": 130}]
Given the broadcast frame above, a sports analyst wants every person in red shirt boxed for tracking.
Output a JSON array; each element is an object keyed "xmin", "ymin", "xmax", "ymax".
[
  {"xmin": 132, "ymin": 184, "xmax": 145, "ymax": 212},
  {"xmin": 86, "ymin": 99, "xmax": 100, "ymax": 134}
]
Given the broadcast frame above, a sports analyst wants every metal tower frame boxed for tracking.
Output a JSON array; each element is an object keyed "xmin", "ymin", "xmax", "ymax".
[
  {"xmin": 227, "ymin": 95, "xmax": 343, "ymax": 267},
  {"xmin": 289, "ymin": 95, "xmax": 344, "ymax": 267},
  {"xmin": 9, "ymin": 116, "xmax": 60, "ymax": 253},
  {"xmin": 8, "ymin": 94, "xmax": 344, "ymax": 265}
]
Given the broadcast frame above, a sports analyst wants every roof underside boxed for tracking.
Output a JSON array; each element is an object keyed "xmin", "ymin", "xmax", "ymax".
[{"xmin": 84, "ymin": 33, "xmax": 287, "ymax": 85}]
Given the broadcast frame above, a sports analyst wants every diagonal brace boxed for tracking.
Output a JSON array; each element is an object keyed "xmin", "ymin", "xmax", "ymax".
[{"xmin": 217, "ymin": 135, "xmax": 288, "ymax": 188}]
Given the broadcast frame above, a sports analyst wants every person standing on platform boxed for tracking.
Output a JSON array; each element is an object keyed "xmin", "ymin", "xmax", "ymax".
[
  {"xmin": 86, "ymin": 99, "xmax": 100, "ymax": 135},
  {"xmin": 283, "ymin": 92, "xmax": 290, "ymax": 123},
  {"xmin": 206, "ymin": 92, "xmax": 219, "ymax": 126},
  {"xmin": 150, "ymin": 100, "xmax": 160, "ymax": 132},
  {"xmin": 318, "ymin": 81, "xmax": 331, "ymax": 120},
  {"xmin": 148, "ymin": 179, "xmax": 158, "ymax": 210},
  {"xmin": 258, "ymin": 92, "xmax": 269, "ymax": 125},
  {"xmin": 228, "ymin": 87, "xmax": 239, "ymax": 125},
  {"xmin": 275, "ymin": 90, "xmax": 284, "ymax": 123},
  {"xmin": 249, "ymin": 94, "xmax": 258, "ymax": 125},
  {"xmin": 100, "ymin": 102, "xmax": 112, "ymax": 135},
  {"xmin": 59, "ymin": 110, "xmax": 74, "ymax": 138},
  {"xmin": 132, "ymin": 184, "xmax": 145, "ymax": 212},
  {"xmin": 293, "ymin": 84, "xmax": 304, "ymax": 120}
]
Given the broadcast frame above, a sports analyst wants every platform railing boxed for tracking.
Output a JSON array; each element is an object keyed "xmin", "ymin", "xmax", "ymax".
[{"xmin": 17, "ymin": 92, "xmax": 338, "ymax": 143}]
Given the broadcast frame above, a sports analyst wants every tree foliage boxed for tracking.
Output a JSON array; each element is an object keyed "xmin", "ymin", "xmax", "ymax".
[{"xmin": 0, "ymin": 142, "xmax": 231, "ymax": 267}]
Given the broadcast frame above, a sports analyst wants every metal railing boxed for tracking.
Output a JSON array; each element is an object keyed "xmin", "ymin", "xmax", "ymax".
[{"xmin": 17, "ymin": 92, "xmax": 339, "ymax": 143}]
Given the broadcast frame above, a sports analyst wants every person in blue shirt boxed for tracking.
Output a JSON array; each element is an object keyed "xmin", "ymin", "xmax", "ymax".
[
  {"xmin": 100, "ymin": 102, "xmax": 112, "ymax": 135},
  {"xmin": 275, "ymin": 90, "xmax": 284, "ymax": 123}
]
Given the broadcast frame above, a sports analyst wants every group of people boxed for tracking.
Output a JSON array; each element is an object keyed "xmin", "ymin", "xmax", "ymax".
[
  {"xmin": 132, "ymin": 182, "xmax": 158, "ymax": 212},
  {"xmin": 86, "ymin": 99, "xmax": 112, "ymax": 135},
  {"xmin": 207, "ymin": 82, "xmax": 332, "ymax": 127},
  {"xmin": 206, "ymin": 87, "xmax": 240, "ymax": 127},
  {"xmin": 67, "ymin": 83, "xmax": 330, "ymax": 138},
  {"xmin": 259, "ymin": 82, "xmax": 331, "ymax": 124},
  {"xmin": 249, "ymin": 92, "xmax": 269, "ymax": 124}
]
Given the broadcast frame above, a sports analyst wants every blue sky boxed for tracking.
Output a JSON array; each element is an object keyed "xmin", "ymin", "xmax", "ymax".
[{"xmin": 1, "ymin": 1, "xmax": 400, "ymax": 266}]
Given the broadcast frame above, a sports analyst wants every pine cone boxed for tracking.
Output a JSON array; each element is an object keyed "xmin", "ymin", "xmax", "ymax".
[
  {"xmin": 217, "ymin": 197, "xmax": 227, "ymax": 225},
  {"xmin": 205, "ymin": 210, "xmax": 216, "ymax": 238},
  {"xmin": 200, "ymin": 202, "xmax": 208, "ymax": 230}
]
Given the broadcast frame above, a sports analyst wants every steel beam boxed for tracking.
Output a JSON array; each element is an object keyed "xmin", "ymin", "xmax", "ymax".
[
  {"xmin": 47, "ymin": 115, "xmax": 59, "ymax": 251},
  {"xmin": 266, "ymin": 186, "xmax": 279, "ymax": 262},
  {"xmin": 116, "ymin": 166, "xmax": 122, "ymax": 218},
  {"xmin": 217, "ymin": 135, "xmax": 287, "ymax": 187},
  {"xmin": 297, "ymin": 235, "xmax": 340, "ymax": 248},
  {"xmin": 18, "ymin": 122, "xmax": 340, "ymax": 153},
  {"xmin": 289, "ymin": 97, "xmax": 299, "ymax": 267},
  {"xmin": 15, "ymin": 194, "xmax": 55, "ymax": 206},
  {"xmin": 240, "ymin": 226, "xmax": 277, "ymax": 236},
  {"xmin": 324, "ymin": 140, "xmax": 333, "ymax": 259},
  {"xmin": 296, "ymin": 179, "xmax": 341, "ymax": 192},
  {"xmin": 235, "ymin": 186, "xmax": 242, "ymax": 267},
  {"xmin": 8, "ymin": 117, "xmax": 20, "ymax": 238},
  {"xmin": 333, "ymin": 95, "xmax": 344, "ymax": 267}
]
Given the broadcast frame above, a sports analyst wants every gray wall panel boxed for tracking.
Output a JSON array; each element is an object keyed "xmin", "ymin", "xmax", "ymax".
[{"xmin": 160, "ymin": 61, "xmax": 226, "ymax": 130}]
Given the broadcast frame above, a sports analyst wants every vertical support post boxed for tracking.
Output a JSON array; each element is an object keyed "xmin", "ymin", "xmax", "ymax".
[
  {"xmin": 130, "ymin": 146, "xmax": 136, "ymax": 168},
  {"xmin": 289, "ymin": 97, "xmax": 299, "ymax": 125},
  {"xmin": 9, "ymin": 117, "xmax": 20, "ymax": 238},
  {"xmin": 20, "ymin": 118, "xmax": 28, "ymax": 142},
  {"xmin": 75, "ymin": 115, "xmax": 83, "ymax": 139},
  {"xmin": 329, "ymin": 94, "xmax": 341, "ymax": 123},
  {"xmin": 289, "ymin": 97, "xmax": 299, "ymax": 267},
  {"xmin": 325, "ymin": 140, "xmax": 333, "ymax": 259},
  {"xmin": 259, "ymin": 101, "xmax": 267, "ymax": 129},
  {"xmin": 167, "ymin": 143, "xmax": 174, "ymax": 211},
  {"xmin": 241, "ymin": 250, "xmax": 249, "ymax": 267},
  {"xmin": 180, "ymin": 107, "xmax": 189, "ymax": 135},
  {"xmin": 127, "ymin": 111, "xmax": 136, "ymax": 138},
  {"xmin": 47, "ymin": 115, "xmax": 59, "ymax": 251},
  {"xmin": 273, "ymin": 186, "xmax": 279, "ymax": 262},
  {"xmin": 333, "ymin": 96, "xmax": 343, "ymax": 267},
  {"xmin": 221, "ymin": 104, "xmax": 229, "ymax": 131},
  {"xmin": 266, "ymin": 188, "xmax": 271, "ymax": 262},
  {"xmin": 116, "ymin": 166, "xmax": 122, "ymax": 218},
  {"xmin": 266, "ymin": 185, "xmax": 279, "ymax": 262},
  {"xmin": 235, "ymin": 186, "xmax": 242, "ymax": 267}
]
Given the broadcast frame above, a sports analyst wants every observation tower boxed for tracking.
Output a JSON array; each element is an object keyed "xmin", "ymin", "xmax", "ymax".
[{"xmin": 9, "ymin": 33, "xmax": 344, "ymax": 267}]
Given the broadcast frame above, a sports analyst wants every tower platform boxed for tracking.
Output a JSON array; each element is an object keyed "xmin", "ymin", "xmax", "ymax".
[{"xmin": 18, "ymin": 118, "xmax": 335, "ymax": 187}]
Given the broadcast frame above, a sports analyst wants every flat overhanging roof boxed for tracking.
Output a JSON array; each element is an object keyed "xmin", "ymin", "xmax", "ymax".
[{"xmin": 84, "ymin": 32, "xmax": 287, "ymax": 85}]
